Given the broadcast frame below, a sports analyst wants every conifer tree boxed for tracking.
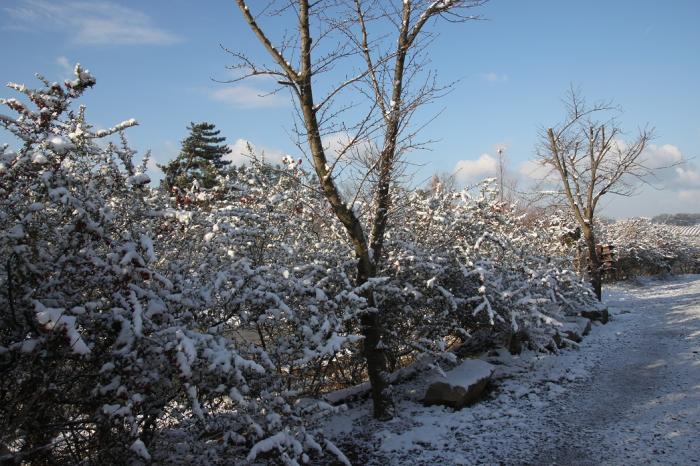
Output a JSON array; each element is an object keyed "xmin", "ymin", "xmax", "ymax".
[{"xmin": 160, "ymin": 122, "xmax": 232, "ymax": 190}]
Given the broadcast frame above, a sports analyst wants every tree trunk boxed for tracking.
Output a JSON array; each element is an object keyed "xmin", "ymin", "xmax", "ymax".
[
  {"xmin": 360, "ymin": 304, "xmax": 392, "ymax": 420},
  {"xmin": 354, "ymin": 253, "xmax": 392, "ymax": 419},
  {"xmin": 583, "ymin": 226, "xmax": 603, "ymax": 301},
  {"xmin": 297, "ymin": 68, "xmax": 391, "ymax": 420}
]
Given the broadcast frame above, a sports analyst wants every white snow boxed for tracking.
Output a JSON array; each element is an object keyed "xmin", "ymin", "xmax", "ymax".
[
  {"xmin": 176, "ymin": 330, "xmax": 197, "ymax": 378},
  {"xmin": 431, "ymin": 359, "xmax": 494, "ymax": 388},
  {"xmin": 127, "ymin": 172, "xmax": 151, "ymax": 186},
  {"xmin": 247, "ymin": 432, "xmax": 300, "ymax": 462},
  {"xmin": 139, "ymin": 233, "xmax": 156, "ymax": 262},
  {"xmin": 31, "ymin": 151, "xmax": 49, "ymax": 164},
  {"xmin": 130, "ymin": 439, "xmax": 151, "ymax": 461},
  {"xmin": 20, "ymin": 339, "xmax": 39, "ymax": 353},
  {"xmin": 34, "ymin": 301, "xmax": 90, "ymax": 355},
  {"xmin": 47, "ymin": 135, "xmax": 74, "ymax": 154}
]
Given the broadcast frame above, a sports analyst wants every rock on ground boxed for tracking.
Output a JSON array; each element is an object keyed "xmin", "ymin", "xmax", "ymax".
[{"xmin": 423, "ymin": 360, "xmax": 495, "ymax": 408}]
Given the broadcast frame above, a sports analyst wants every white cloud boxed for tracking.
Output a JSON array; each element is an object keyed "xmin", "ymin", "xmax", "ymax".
[
  {"xmin": 142, "ymin": 142, "xmax": 178, "ymax": 184},
  {"xmin": 518, "ymin": 142, "xmax": 698, "ymax": 192},
  {"xmin": 638, "ymin": 144, "xmax": 700, "ymax": 190},
  {"xmin": 55, "ymin": 55, "xmax": 73, "ymax": 80},
  {"xmin": 210, "ymin": 86, "xmax": 288, "ymax": 109},
  {"xmin": 675, "ymin": 165, "xmax": 700, "ymax": 188},
  {"xmin": 145, "ymin": 156, "xmax": 161, "ymax": 181},
  {"xmin": 516, "ymin": 142, "xmax": 699, "ymax": 218},
  {"xmin": 454, "ymin": 153, "xmax": 498, "ymax": 185},
  {"xmin": 321, "ymin": 131, "xmax": 376, "ymax": 162},
  {"xmin": 479, "ymin": 72, "xmax": 508, "ymax": 83},
  {"xmin": 145, "ymin": 156, "xmax": 160, "ymax": 172},
  {"xmin": 518, "ymin": 159, "xmax": 559, "ymax": 183},
  {"xmin": 56, "ymin": 55, "xmax": 70, "ymax": 71},
  {"xmin": 226, "ymin": 139, "xmax": 292, "ymax": 166},
  {"xmin": 4, "ymin": 0, "xmax": 182, "ymax": 45},
  {"xmin": 643, "ymin": 143, "xmax": 683, "ymax": 169}
]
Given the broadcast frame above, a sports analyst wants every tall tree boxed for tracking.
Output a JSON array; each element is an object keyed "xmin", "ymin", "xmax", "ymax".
[
  {"xmin": 230, "ymin": 0, "xmax": 486, "ymax": 420},
  {"xmin": 160, "ymin": 122, "xmax": 232, "ymax": 190},
  {"xmin": 536, "ymin": 90, "xmax": 655, "ymax": 300}
]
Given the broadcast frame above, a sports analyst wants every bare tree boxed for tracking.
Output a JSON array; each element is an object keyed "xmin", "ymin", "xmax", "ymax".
[
  {"xmin": 229, "ymin": 0, "xmax": 486, "ymax": 419},
  {"xmin": 536, "ymin": 89, "xmax": 655, "ymax": 300}
]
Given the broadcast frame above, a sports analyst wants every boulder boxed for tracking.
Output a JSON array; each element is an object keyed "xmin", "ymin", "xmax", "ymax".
[
  {"xmin": 576, "ymin": 317, "xmax": 593, "ymax": 336},
  {"xmin": 423, "ymin": 360, "xmax": 495, "ymax": 409},
  {"xmin": 581, "ymin": 308, "xmax": 609, "ymax": 324},
  {"xmin": 560, "ymin": 317, "xmax": 592, "ymax": 343}
]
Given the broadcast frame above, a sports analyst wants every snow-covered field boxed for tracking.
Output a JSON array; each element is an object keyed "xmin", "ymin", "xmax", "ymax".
[{"xmin": 323, "ymin": 275, "xmax": 700, "ymax": 465}]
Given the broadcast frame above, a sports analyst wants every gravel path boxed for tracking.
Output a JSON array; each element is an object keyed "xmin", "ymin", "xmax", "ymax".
[{"xmin": 529, "ymin": 275, "xmax": 700, "ymax": 465}]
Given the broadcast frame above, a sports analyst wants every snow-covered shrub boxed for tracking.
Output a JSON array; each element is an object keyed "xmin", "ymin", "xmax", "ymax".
[
  {"xmin": 0, "ymin": 65, "xmax": 598, "ymax": 465},
  {"xmin": 0, "ymin": 67, "xmax": 176, "ymax": 464},
  {"xmin": 0, "ymin": 66, "xmax": 351, "ymax": 466},
  {"xmin": 365, "ymin": 180, "xmax": 597, "ymax": 366},
  {"xmin": 601, "ymin": 217, "xmax": 700, "ymax": 279},
  {"xmin": 147, "ymin": 158, "xmax": 363, "ymax": 464}
]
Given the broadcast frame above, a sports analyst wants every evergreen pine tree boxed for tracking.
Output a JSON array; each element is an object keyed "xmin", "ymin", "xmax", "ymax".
[{"xmin": 159, "ymin": 122, "xmax": 232, "ymax": 190}]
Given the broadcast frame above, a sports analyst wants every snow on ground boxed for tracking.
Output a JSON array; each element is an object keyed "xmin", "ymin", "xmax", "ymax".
[{"xmin": 322, "ymin": 274, "xmax": 700, "ymax": 465}]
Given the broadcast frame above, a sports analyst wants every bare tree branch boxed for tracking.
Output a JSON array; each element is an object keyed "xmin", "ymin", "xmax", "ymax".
[{"xmin": 537, "ymin": 90, "xmax": 659, "ymax": 299}]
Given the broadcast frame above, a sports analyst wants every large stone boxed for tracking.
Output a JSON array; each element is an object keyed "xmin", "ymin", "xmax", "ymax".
[
  {"xmin": 576, "ymin": 317, "xmax": 593, "ymax": 336},
  {"xmin": 560, "ymin": 317, "xmax": 592, "ymax": 343},
  {"xmin": 581, "ymin": 308, "xmax": 609, "ymax": 324},
  {"xmin": 423, "ymin": 360, "xmax": 495, "ymax": 408}
]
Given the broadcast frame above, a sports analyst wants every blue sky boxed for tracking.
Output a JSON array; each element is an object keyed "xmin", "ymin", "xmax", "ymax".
[{"xmin": 1, "ymin": 0, "xmax": 698, "ymax": 217}]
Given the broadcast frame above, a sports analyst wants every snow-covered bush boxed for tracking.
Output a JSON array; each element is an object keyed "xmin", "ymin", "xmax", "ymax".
[
  {"xmin": 600, "ymin": 217, "xmax": 700, "ymax": 279},
  {"xmin": 0, "ymin": 66, "xmax": 177, "ymax": 464},
  {"xmin": 0, "ymin": 65, "xmax": 597, "ymax": 465},
  {"xmin": 0, "ymin": 66, "xmax": 351, "ymax": 466},
  {"xmin": 371, "ymin": 180, "xmax": 597, "ymax": 360},
  {"xmin": 147, "ymin": 158, "xmax": 364, "ymax": 464}
]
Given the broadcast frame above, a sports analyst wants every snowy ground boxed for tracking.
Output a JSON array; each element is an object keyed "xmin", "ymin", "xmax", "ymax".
[{"xmin": 322, "ymin": 274, "xmax": 700, "ymax": 465}]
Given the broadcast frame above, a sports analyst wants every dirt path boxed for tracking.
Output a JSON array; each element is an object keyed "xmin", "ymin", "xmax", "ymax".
[{"xmin": 528, "ymin": 276, "xmax": 700, "ymax": 465}]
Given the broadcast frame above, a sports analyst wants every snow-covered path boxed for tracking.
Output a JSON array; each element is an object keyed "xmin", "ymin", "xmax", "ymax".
[
  {"xmin": 325, "ymin": 275, "xmax": 700, "ymax": 465},
  {"xmin": 530, "ymin": 275, "xmax": 700, "ymax": 465}
]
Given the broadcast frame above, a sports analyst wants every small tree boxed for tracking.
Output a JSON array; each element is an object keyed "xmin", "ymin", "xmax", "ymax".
[
  {"xmin": 160, "ymin": 121, "xmax": 231, "ymax": 190},
  {"xmin": 536, "ymin": 90, "xmax": 654, "ymax": 300},
  {"xmin": 231, "ymin": 0, "xmax": 486, "ymax": 420}
]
